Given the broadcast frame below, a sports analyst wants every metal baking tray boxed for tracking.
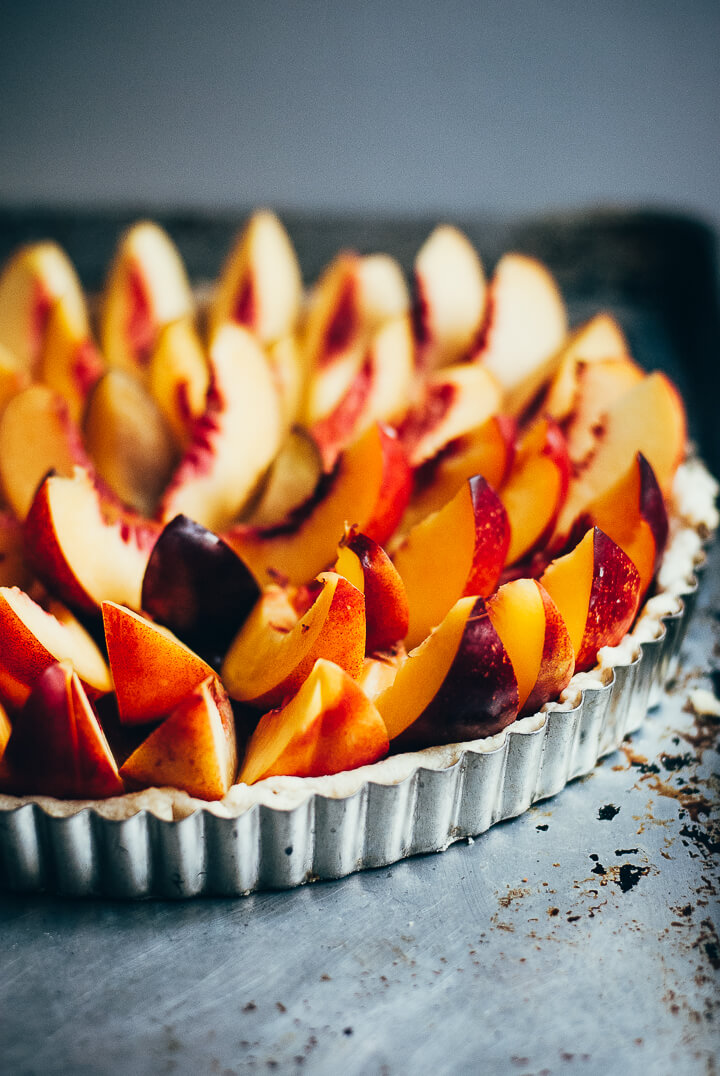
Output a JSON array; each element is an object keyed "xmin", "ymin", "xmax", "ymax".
[{"xmin": 0, "ymin": 208, "xmax": 717, "ymax": 898}]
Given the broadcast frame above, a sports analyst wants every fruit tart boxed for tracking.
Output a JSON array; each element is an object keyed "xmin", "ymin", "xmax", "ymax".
[{"xmin": 0, "ymin": 213, "xmax": 716, "ymax": 897}]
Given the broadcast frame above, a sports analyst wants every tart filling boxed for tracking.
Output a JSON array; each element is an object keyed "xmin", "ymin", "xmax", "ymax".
[{"xmin": 0, "ymin": 215, "xmax": 715, "ymax": 824}]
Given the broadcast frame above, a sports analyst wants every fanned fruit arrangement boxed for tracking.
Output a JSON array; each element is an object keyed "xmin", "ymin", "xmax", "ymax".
[{"xmin": 0, "ymin": 213, "xmax": 687, "ymax": 802}]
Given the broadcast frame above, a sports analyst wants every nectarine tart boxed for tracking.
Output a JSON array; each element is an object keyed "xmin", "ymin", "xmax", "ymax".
[{"xmin": 0, "ymin": 214, "xmax": 716, "ymax": 896}]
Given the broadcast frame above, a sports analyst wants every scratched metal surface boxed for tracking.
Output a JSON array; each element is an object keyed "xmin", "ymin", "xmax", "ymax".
[
  {"xmin": 0, "ymin": 210, "xmax": 718, "ymax": 1072},
  {"xmin": 0, "ymin": 539, "xmax": 717, "ymax": 1074}
]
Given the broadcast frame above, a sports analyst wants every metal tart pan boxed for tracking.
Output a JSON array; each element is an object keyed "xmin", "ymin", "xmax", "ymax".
[{"xmin": 0, "ymin": 562, "xmax": 703, "ymax": 899}]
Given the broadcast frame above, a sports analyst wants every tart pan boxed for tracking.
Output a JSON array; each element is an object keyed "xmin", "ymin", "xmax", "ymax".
[
  {"xmin": 0, "ymin": 208, "xmax": 717, "ymax": 899},
  {"xmin": 0, "ymin": 459, "xmax": 714, "ymax": 898}
]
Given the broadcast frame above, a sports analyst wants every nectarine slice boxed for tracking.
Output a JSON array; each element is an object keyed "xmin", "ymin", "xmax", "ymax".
[
  {"xmin": 83, "ymin": 368, "xmax": 178, "ymax": 516},
  {"xmin": 413, "ymin": 224, "xmax": 487, "ymax": 369},
  {"xmin": 5, "ymin": 661, "xmax": 123, "ymax": 799},
  {"xmin": 160, "ymin": 323, "xmax": 283, "ymax": 531},
  {"xmin": 209, "ymin": 210, "xmax": 303, "ymax": 346},
  {"xmin": 120, "ymin": 675, "xmax": 237, "ymax": 800},
  {"xmin": 222, "ymin": 571, "xmax": 365, "ymax": 710},
  {"xmin": 101, "ymin": 221, "xmax": 194, "ymax": 372},
  {"xmin": 580, "ymin": 453, "xmax": 668, "ymax": 599},
  {"xmin": 224, "ymin": 424, "xmax": 411, "ymax": 586},
  {"xmin": 375, "ymin": 595, "xmax": 519, "ymax": 749},
  {"xmin": 335, "ymin": 527, "xmax": 409, "ymax": 653},
  {"xmin": 0, "ymin": 384, "xmax": 91, "ymax": 520},
  {"xmin": 239, "ymin": 658, "xmax": 389, "ymax": 784},
  {"xmin": 24, "ymin": 467, "xmax": 160, "ymax": 613},
  {"xmin": 486, "ymin": 578, "xmax": 546, "ymax": 711},
  {"xmin": 0, "ymin": 241, "xmax": 87, "ymax": 373},
  {"xmin": 499, "ymin": 417, "xmax": 570, "ymax": 565},
  {"xmin": 0, "ymin": 342, "xmax": 29, "ymax": 420},
  {"xmin": 540, "ymin": 527, "xmax": 641, "ymax": 672},
  {"xmin": 147, "ymin": 318, "xmax": 210, "ymax": 450},
  {"xmin": 402, "ymin": 414, "xmax": 515, "ymax": 532},
  {"xmin": 542, "ymin": 314, "xmax": 632, "ymax": 422},
  {"xmin": 0, "ymin": 510, "xmax": 32, "ymax": 589},
  {"xmin": 555, "ymin": 372, "xmax": 687, "ymax": 540},
  {"xmin": 0, "ymin": 586, "xmax": 111, "ymax": 709},
  {"xmin": 141, "ymin": 514, "xmax": 260, "ymax": 658},
  {"xmin": 474, "ymin": 253, "xmax": 568, "ymax": 415},
  {"xmin": 0, "ymin": 701, "xmax": 10, "ymax": 761},
  {"xmin": 399, "ymin": 362, "xmax": 502, "ymax": 466},
  {"xmin": 102, "ymin": 601, "xmax": 215, "ymax": 725},
  {"xmin": 486, "ymin": 578, "xmax": 574, "ymax": 714},
  {"xmin": 393, "ymin": 475, "xmax": 510, "ymax": 650},
  {"xmin": 38, "ymin": 288, "xmax": 104, "ymax": 423}
]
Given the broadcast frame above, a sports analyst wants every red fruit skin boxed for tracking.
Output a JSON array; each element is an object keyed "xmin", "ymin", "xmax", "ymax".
[
  {"xmin": 343, "ymin": 529, "xmax": 409, "ymax": 653},
  {"xmin": 522, "ymin": 581, "xmax": 575, "ymax": 715},
  {"xmin": 463, "ymin": 475, "xmax": 511, "ymax": 598},
  {"xmin": 637, "ymin": 452, "xmax": 669, "ymax": 577},
  {"xmin": 575, "ymin": 527, "xmax": 641, "ymax": 673},
  {"xmin": 362, "ymin": 425, "xmax": 413, "ymax": 546},
  {"xmin": 393, "ymin": 596, "xmax": 519, "ymax": 751},
  {"xmin": 5, "ymin": 662, "xmax": 123, "ymax": 799},
  {"xmin": 141, "ymin": 514, "xmax": 260, "ymax": 660},
  {"xmin": 311, "ymin": 357, "xmax": 374, "ymax": 471}
]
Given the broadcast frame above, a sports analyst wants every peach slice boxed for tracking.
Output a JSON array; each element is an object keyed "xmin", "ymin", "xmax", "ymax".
[
  {"xmin": 402, "ymin": 414, "xmax": 515, "ymax": 532},
  {"xmin": 0, "ymin": 701, "xmax": 11, "ymax": 761},
  {"xmin": 499, "ymin": 416, "xmax": 571, "ymax": 566},
  {"xmin": 412, "ymin": 224, "xmax": 487, "ymax": 369},
  {"xmin": 0, "ymin": 586, "xmax": 111, "ymax": 709},
  {"xmin": 375, "ymin": 595, "xmax": 519, "ymax": 749},
  {"xmin": 159, "ymin": 323, "xmax": 283, "ymax": 531},
  {"xmin": 24, "ymin": 467, "xmax": 160, "ymax": 613},
  {"xmin": 392, "ymin": 475, "xmax": 510, "ymax": 650},
  {"xmin": 364, "ymin": 313, "xmax": 416, "ymax": 425},
  {"xmin": 147, "ymin": 318, "xmax": 210, "ymax": 450},
  {"xmin": 208, "ymin": 210, "xmax": 303, "ymax": 345},
  {"xmin": 335, "ymin": 527, "xmax": 409, "ymax": 653},
  {"xmin": 243, "ymin": 427, "xmax": 323, "ymax": 529},
  {"xmin": 540, "ymin": 527, "xmax": 641, "ymax": 673},
  {"xmin": 486, "ymin": 578, "xmax": 574, "ymax": 714},
  {"xmin": 266, "ymin": 333, "xmax": 307, "ymax": 432},
  {"xmin": 309, "ymin": 315, "xmax": 416, "ymax": 470},
  {"xmin": 0, "ymin": 510, "xmax": 33, "ymax": 589},
  {"xmin": 300, "ymin": 252, "xmax": 370, "ymax": 424},
  {"xmin": 358, "ymin": 647, "xmax": 407, "ymax": 702},
  {"xmin": 0, "ymin": 384, "xmax": 92, "ymax": 520},
  {"xmin": 238, "ymin": 658, "xmax": 389, "ymax": 784},
  {"xmin": 221, "ymin": 571, "xmax": 365, "ymax": 709},
  {"xmin": 541, "ymin": 313, "xmax": 631, "ymax": 421},
  {"xmin": 0, "ymin": 342, "xmax": 30, "ymax": 419},
  {"xmin": 101, "ymin": 221, "xmax": 194, "ymax": 372},
  {"xmin": 577, "ymin": 453, "xmax": 668, "ymax": 600},
  {"xmin": 38, "ymin": 286, "xmax": 104, "ymax": 423},
  {"xmin": 4, "ymin": 661, "xmax": 123, "ymax": 799},
  {"xmin": 224, "ymin": 424, "xmax": 412, "ymax": 586},
  {"xmin": 102, "ymin": 601, "xmax": 216, "ymax": 725},
  {"xmin": 555, "ymin": 372, "xmax": 687, "ymax": 541},
  {"xmin": 309, "ymin": 356, "xmax": 375, "ymax": 470},
  {"xmin": 0, "ymin": 241, "xmax": 87, "ymax": 373},
  {"xmin": 141, "ymin": 514, "xmax": 260, "ymax": 659},
  {"xmin": 120, "ymin": 674, "xmax": 237, "ymax": 800},
  {"xmin": 357, "ymin": 254, "xmax": 410, "ymax": 328},
  {"xmin": 83, "ymin": 368, "xmax": 178, "ymax": 516},
  {"xmin": 398, "ymin": 362, "xmax": 502, "ymax": 466},
  {"xmin": 474, "ymin": 253, "xmax": 568, "ymax": 415},
  {"xmin": 550, "ymin": 357, "xmax": 645, "ymax": 467}
]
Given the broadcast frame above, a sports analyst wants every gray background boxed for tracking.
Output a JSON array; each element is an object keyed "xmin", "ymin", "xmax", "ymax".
[{"xmin": 1, "ymin": 1, "xmax": 719, "ymax": 226}]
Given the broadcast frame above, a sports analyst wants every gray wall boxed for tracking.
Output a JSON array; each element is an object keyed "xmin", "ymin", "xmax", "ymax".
[{"xmin": 1, "ymin": 1, "xmax": 719, "ymax": 226}]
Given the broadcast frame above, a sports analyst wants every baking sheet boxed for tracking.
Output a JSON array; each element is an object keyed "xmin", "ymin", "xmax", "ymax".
[{"xmin": 0, "ymin": 207, "xmax": 718, "ymax": 1071}]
